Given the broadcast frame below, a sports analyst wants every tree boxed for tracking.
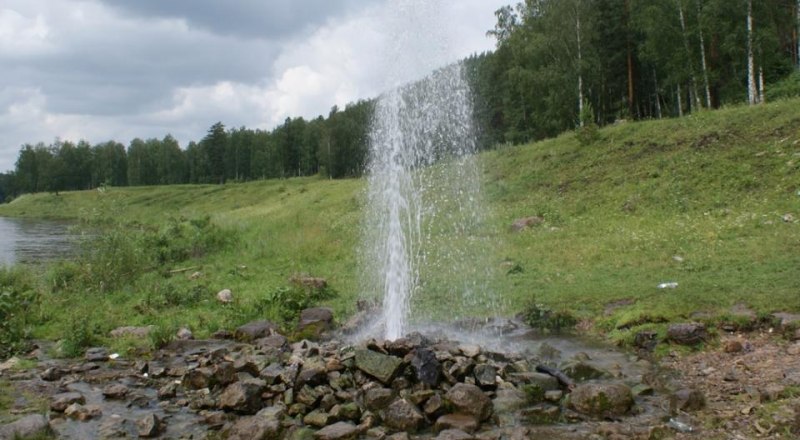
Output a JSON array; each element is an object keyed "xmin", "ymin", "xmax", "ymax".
[
  {"xmin": 747, "ymin": 0, "xmax": 758, "ymax": 104},
  {"xmin": 202, "ymin": 122, "xmax": 227, "ymax": 184}
]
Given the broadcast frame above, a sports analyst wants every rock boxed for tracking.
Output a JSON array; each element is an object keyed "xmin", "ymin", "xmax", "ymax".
[
  {"xmin": 256, "ymin": 334, "xmax": 290, "ymax": 351},
  {"xmin": 424, "ymin": 393, "xmax": 446, "ymax": 418},
  {"xmin": 182, "ymin": 367, "xmax": 214, "ymax": 389},
  {"xmin": 158, "ymin": 382, "xmax": 178, "ymax": 399},
  {"xmin": 773, "ymin": 313, "xmax": 800, "ymax": 329},
  {"xmin": 226, "ymin": 411, "xmax": 283, "ymax": 440},
  {"xmin": 459, "ymin": 344, "xmax": 481, "ymax": 358},
  {"xmin": 137, "ymin": 413, "xmax": 161, "ymax": 438},
  {"xmin": 510, "ymin": 216, "xmax": 544, "ymax": 232},
  {"xmin": 64, "ymin": 403, "xmax": 103, "ymax": 422},
  {"xmin": 633, "ymin": 331, "xmax": 658, "ymax": 351},
  {"xmin": 235, "ymin": 320, "xmax": 278, "ymax": 342},
  {"xmin": 446, "ymin": 383, "xmax": 492, "ymax": 422},
  {"xmin": 40, "ymin": 367, "xmax": 65, "ymax": 381},
  {"xmin": 568, "ymin": 383, "xmax": 634, "ymax": 418},
  {"xmin": 0, "ymin": 357, "xmax": 20, "ymax": 375},
  {"xmin": 520, "ymin": 404, "xmax": 561, "ymax": 424},
  {"xmin": 364, "ymin": 387, "xmax": 395, "ymax": 411},
  {"xmin": 304, "ymin": 410, "xmax": 331, "ymax": 428},
  {"xmin": 297, "ymin": 361, "xmax": 328, "ymax": 388},
  {"xmin": 200, "ymin": 410, "xmax": 229, "ymax": 429},
  {"xmin": 473, "ymin": 364, "xmax": 497, "ymax": 388},
  {"xmin": 410, "ymin": 348, "xmax": 440, "ymax": 386},
  {"xmin": 102, "ymin": 383, "xmax": 130, "ymax": 399},
  {"xmin": 109, "ymin": 326, "xmax": 153, "ymax": 338},
  {"xmin": 788, "ymin": 343, "xmax": 800, "ymax": 356},
  {"xmin": 84, "ymin": 347, "xmax": 109, "ymax": 362},
  {"xmin": 507, "ymin": 372, "xmax": 559, "ymax": 391},
  {"xmin": 545, "ymin": 390, "xmax": 564, "ymax": 402},
  {"xmin": 0, "ymin": 414, "xmax": 51, "ymax": 439},
  {"xmin": 219, "ymin": 378, "xmax": 265, "ymax": 414},
  {"xmin": 631, "ymin": 384, "xmax": 653, "ymax": 397},
  {"xmin": 382, "ymin": 399, "xmax": 425, "ymax": 433},
  {"xmin": 313, "ymin": 422, "xmax": 359, "ymax": 440},
  {"xmin": 386, "ymin": 433, "xmax": 409, "ymax": 440},
  {"xmin": 330, "ymin": 402, "xmax": 361, "ymax": 422},
  {"xmin": 435, "ymin": 414, "xmax": 479, "ymax": 433},
  {"xmin": 217, "ymin": 288, "xmax": 234, "ymax": 303},
  {"xmin": 561, "ymin": 361, "xmax": 609, "ymax": 381},
  {"xmin": 176, "ymin": 327, "xmax": 194, "ymax": 340},
  {"xmin": 296, "ymin": 385, "xmax": 322, "ymax": 407},
  {"xmin": 354, "ymin": 349, "xmax": 403, "ymax": 385},
  {"xmin": 669, "ymin": 388, "xmax": 706, "ymax": 413},
  {"xmin": 783, "ymin": 213, "xmax": 795, "ymax": 223},
  {"xmin": 760, "ymin": 385, "xmax": 787, "ymax": 402},
  {"xmin": 99, "ymin": 415, "xmax": 133, "ymax": 438},
  {"xmin": 297, "ymin": 307, "xmax": 334, "ymax": 336},
  {"xmin": 50, "ymin": 392, "xmax": 85, "ymax": 412},
  {"xmin": 493, "ymin": 387, "xmax": 528, "ymax": 414},
  {"xmin": 723, "ymin": 340, "xmax": 744, "ymax": 353},
  {"xmin": 667, "ymin": 323, "xmax": 708, "ymax": 345},
  {"xmin": 436, "ymin": 429, "xmax": 475, "ymax": 440}
]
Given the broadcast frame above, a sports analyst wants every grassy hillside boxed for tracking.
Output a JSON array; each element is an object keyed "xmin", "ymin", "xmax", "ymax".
[{"xmin": 1, "ymin": 98, "xmax": 798, "ymax": 350}]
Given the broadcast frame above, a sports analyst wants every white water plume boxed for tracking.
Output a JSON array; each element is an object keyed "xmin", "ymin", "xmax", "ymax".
[{"xmin": 360, "ymin": 1, "xmax": 500, "ymax": 340}]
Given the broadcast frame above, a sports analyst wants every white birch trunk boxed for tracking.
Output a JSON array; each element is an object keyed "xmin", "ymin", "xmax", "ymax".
[
  {"xmin": 677, "ymin": 0, "xmax": 701, "ymax": 110},
  {"xmin": 577, "ymin": 8, "xmax": 584, "ymax": 126},
  {"xmin": 677, "ymin": 84, "xmax": 684, "ymax": 117},
  {"xmin": 796, "ymin": 0, "xmax": 799, "ymax": 70},
  {"xmin": 696, "ymin": 0, "xmax": 712, "ymax": 108},
  {"xmin": 653, "ymin": 70, "xmax": 662, "ymax": 119},
  {"xmin": 747, "ymin": 0, "xmax": 757, "ymax": 105},
  {"xmin": 758, "ymin": 66, "xmax": 765, "ymax": 103}
]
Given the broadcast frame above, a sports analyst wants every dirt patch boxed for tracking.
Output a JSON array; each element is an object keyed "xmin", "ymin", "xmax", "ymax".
[{"xmin": 660, "ymin": 331, "xmax": 800, "ymax": 438}]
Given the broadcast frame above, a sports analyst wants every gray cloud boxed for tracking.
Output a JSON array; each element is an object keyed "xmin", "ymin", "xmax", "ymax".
[
  {"xmin": 97, "ymin": 0, "xmax": 374, "ymax": 39},
  {"xmin": 0, "ymin": 0, "xmax": 506, "ymax": 173}
]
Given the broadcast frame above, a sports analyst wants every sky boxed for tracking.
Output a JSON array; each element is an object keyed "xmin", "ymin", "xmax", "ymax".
[{"xmin": 0, "ymin": 0, "xmax": 508, "ymax": 172}]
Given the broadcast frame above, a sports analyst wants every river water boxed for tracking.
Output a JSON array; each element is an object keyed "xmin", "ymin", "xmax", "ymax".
[{"xmin": 0, "ymin": 217, "xmax": 76, "ymax": 267}]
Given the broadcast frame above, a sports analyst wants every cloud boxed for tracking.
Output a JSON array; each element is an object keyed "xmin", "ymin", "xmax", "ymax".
[{"xmin": 0, "ymin": 0, "xmax": 506, "ymax": 172}]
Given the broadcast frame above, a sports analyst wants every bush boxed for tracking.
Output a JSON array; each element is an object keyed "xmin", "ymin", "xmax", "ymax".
[
  {"xmin": 765, "ymin": 71, "xmax": 800, "ymax": 101},
  {"xmin": 576, "ymin": 100, "xmax": 600, "ymax": 146},
  {"xmin": 520, "ymin": 300, "xmax": 577, "ymax": 333},
  {"xmin": 60, "ymin": 315, "xmax": 100, "ymax": 358},
  {"xmin": 0, "ymin": 268, "xmax": 37, "ymax": 358}
]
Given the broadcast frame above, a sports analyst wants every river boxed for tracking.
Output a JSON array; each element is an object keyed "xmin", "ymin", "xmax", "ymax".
[{"xmin": 0, "ymin": 217, "xmax": 76, "ymax": 267}]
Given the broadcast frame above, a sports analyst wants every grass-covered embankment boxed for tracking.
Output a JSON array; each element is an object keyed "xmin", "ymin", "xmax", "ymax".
[{"xmin": 1, "ymin": 98, "xmax": 798, "ymax": 353}]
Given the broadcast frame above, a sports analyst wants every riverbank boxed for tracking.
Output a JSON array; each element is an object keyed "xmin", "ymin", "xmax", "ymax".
[{"xmin": 0, "ymin": 98, "xmax": 798, "ymax": 351}]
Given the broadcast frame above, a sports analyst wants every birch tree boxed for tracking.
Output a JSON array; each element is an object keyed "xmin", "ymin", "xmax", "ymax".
[
  {"xmin": 677, "ymin": 0, "xmax": 701, "ymax": 109},
  {"xmin": 696, "ymin": 0, "xmax": 712, "ymax": 107},
  {"xmin": 747, "ymin": 0, "xmax": 757, "ymax": 105}
]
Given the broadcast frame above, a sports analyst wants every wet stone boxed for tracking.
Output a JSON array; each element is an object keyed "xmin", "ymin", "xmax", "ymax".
[
  {"xmin": 84, "ymin": 347, "xmax": 109, "ymax": 362},
  {"xmin": 435, "ymin": 413, "xmax": 479, "ymax": 434},
  {"xmin": 64, "ymin": 403, "xmax": 102, "ymax": 421},
  {"xmin": 382, "ymin": 398, "xmax": 425, "ymax": 433},
  {"xmin": 436, "ymin": 429, "xmax": 475, "ymax": 440},
  {"xmin": 520, "ymin": 404, "xmax": 561, "ymax": 424},
  {"xmin": 354, "ymin": 349, "xmax": 404, "ymax": 385},
  {"xmin": 40, "ymin": 367, "xmax": 65, "ymax": 382},
  {"xmin": 0, "ymin": 414, "xmax": 52, "ymax": 439},
  {"xmin": 235, "ymin": 320, "xmax": 278, "ymax": 342},
  {"xmin": 137, "ymin": 413, "xmax": 161, "ymax": 438},
  {"xmin": 219, "ymin": 378, "xmax": 265, "ymax": 414},
  {"xmin": 410, "ymin": 348, "xmax": 440, "ymax": 386},
  {"xmin": 304, "ymin": 409, "xmax": 331, "ymax": 428},
  {"xmin": 314, "ymin": 421, "xmax": 360, "ymax": 440},
  {"xmin": 102, "ymin": 383, "xmax": 130, "ymax": 399},
  {"xmin": 445, "ymin": 383, "xmax": 492, "ymax": 422},
  {"xmin": 568, "ymin": 383, "xmax": 634, "ymax": 418},
  {"xmin": 667, "ymin": 323, "xmax": 708, "ymax": 346},
  {"xmin": 50, "ymin": 392, "xmax": 85, "ymax": 412},
  {"xmin": 670, "ymin": 388, "xmax": 706, "ymax": 413},
  {"xmin": 158, "ymin": 382, "xmax": 178, "ymax": 400},
  {"xmin": 364, "ymin": 387, "xmax": 394, "ymax": 411}
]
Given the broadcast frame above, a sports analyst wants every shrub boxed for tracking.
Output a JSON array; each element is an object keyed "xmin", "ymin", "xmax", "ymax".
[
  {"xmin": 0, "ymin": 268, "xmax": 37, "ymax": 358},
  {"xmin": 520, "ymin": 300, "xmax": 577, "ymax": 333}
]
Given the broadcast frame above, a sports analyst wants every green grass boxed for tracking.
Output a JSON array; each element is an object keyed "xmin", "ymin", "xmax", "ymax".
[{"xmin": 1, "ymin": 98, "xmax": 799, "ymax": 349}]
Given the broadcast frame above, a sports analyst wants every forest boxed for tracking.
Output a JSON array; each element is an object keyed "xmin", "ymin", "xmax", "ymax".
[{"xmin": 1, "ymin": 0, "xmax": 798, "ymax": 201}]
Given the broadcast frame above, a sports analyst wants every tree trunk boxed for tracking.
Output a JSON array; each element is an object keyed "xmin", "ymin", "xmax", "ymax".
[
  {"xmin": 696, "ymin": 0, "xmax": 712, "ymax": 108},
  {"xmin": 653, "ymin": 70, "xmax": 662, "ymax": 119},
  {"xmin": 626, "ymin": 0, "xmax": 636, "ymax": 117},
  {"xmin": 677, "ymin": 0, "xmax": 701, "ymax": 110},
  {"xmin": 677, "ymin": 84, "xmax": 684, "ymax": 117},
  {"xmin": 796, "ymin": 0, "xmax": 799, "ymax": 70},
  {"xmin": 747, "ymin": 0, "xmax": 757, "ymax": 105},
  {"xmin": 577, "ymin": 7, "xmax": 584, "ymax": 126},
  {"xmin": 759, "ymin": 66, "xmax": 765, "ymax": 103}
]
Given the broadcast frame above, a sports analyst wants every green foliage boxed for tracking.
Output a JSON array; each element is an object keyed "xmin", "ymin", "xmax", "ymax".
[
  {"xmin": 0, "ymin": 268, "xmax": 36, "ymax": 359},
  {"xmin": 765, "ymin": 71, "xmax": 800, "ymax": 101},
  {"xmin": 60, "ymin": 315, "xmax": 100, "ymax": 358},
  {"xmin": 520, "ymin": 301, "xmax": 578, "ymax": 333},
  {"xmin": 576, "ymin": 101, "xmax": 600, "ymax": 146},
  {"xmin": 262, "ymin": 283, "xmax": 338, "ymax": 323}
]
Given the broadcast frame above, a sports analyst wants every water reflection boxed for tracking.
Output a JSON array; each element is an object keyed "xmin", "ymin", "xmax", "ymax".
[{"xmin": 0, "ymin": 217, "xmax": 76, "ymax": 266}]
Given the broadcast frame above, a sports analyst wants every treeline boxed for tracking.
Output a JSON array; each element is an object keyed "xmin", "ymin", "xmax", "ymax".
[
  {"xmin": 1, "ymin": 0, "xmax": 798, "ymax": 202},
  {"xmin": 0, "ymin": 101, "xmax": 373, "ymax": 201},
  {"xmin": 467, "ymin": 0, "xmax": 800, "ymax": 145}
]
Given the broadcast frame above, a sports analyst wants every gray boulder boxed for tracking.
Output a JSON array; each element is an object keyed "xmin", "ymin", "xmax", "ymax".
[
  {"xmin": 235, "ymin": 320, "xmax": 278, "ymax": 342},
  {"xmin": 354, "ymin": 349, "xmax": 403, "ymax": 384},
  {"xmin": 0, "ymin": 414, "xmax": 51, "ymax": 440},
  {"xmin": 445, "ymin": 383, "xmax": 492, "ymax": 422},
  {"xmin": 382, "ymin": 399, "xmax": 425, "ymax": 433},
  {"xmin": 313, "ymin": 422, "xmax": 360, "ymax": 440},
  {"xmin": 568, "ymin": 383, "xmax": 634, "ymax": 417}
]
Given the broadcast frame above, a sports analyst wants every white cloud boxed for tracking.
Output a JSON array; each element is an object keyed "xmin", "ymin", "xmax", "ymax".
[{"xmin": 0, "ymin": 0, "xmax": 507, "ymax": 172}]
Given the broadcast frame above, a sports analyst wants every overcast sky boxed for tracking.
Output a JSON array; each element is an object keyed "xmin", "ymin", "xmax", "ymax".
[{"xmin": 0, "ymin": 0, "xmax": 507, "ymax": 172}]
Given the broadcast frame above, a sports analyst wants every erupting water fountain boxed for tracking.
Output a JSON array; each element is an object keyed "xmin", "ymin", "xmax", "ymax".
[{"xmin": 360, "ymin": 1, "xmax": 499, "ymax": 341}]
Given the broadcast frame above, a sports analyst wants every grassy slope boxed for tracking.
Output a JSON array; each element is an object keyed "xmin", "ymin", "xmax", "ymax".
[{"xmin": 1, "ymin": 99, "xmax": 798, "ymax": 344}]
